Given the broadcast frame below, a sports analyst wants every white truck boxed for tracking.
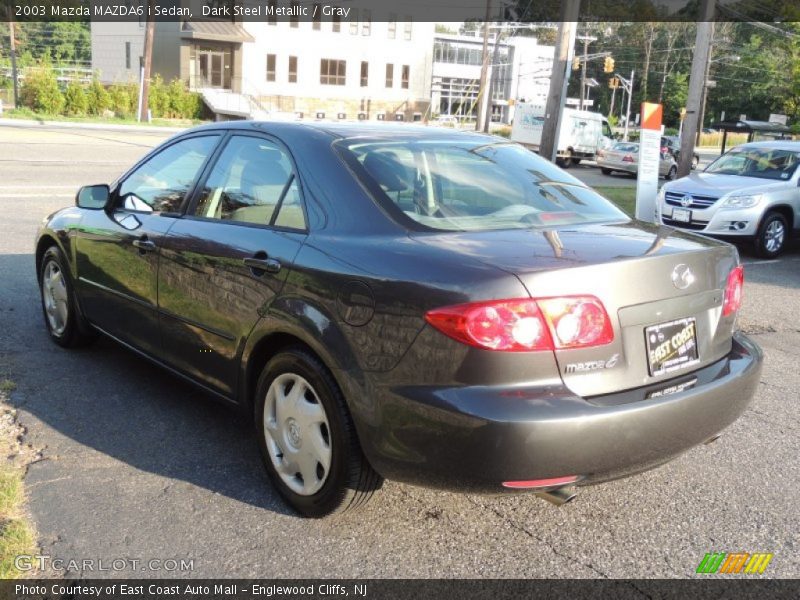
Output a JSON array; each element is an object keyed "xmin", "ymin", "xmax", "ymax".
[{"xmin": 510, "ymin": 103, "xmax": 613, "ymax": 167}]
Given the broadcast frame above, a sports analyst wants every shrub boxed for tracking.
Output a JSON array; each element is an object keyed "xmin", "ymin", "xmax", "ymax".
[
  {"xmin": 64, "ymin": 81, "xmax": 88, "ymax": 116},
  {"xmin": 19, "ymin": 60, "xmax": 64, "ymax": 115},
  {"xmin": 148, "ymin": 75, "xmax": 170, "ymax": 118},
  {"xmin": 109, "ymin": 82, "xmax": 139, "ymax": 119},
  {"xmin": 86, "ymin": 79, "xmax": 111, "ymax": 115}
]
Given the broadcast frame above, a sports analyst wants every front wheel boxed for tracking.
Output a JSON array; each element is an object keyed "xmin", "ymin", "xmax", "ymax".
[
  {"xmin": 39, "ymin": 246, "xmax": 95, "ymax": 348},
  {"xmin": 600, "ymin": 168, "xmax": 613, "ymax": 175},
  {"xmin": 754, "ymin": 212, "xmax": 788, "ymax": 258},
  {"xmin": 665, "ymin": 165, "xmax": 677, "ymax": 180},
  {"xmin": 254, "ymin": 347, "xmax": 382, "ymax": 517}
]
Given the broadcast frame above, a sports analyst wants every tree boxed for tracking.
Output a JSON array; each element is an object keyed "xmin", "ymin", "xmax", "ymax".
[
  {"xmin": 662, "ymin": 72, "xmax": 689, "ymax": 127},
  {"xmin": 86, "ymin": 79, "xmax": 111, "ymax": 115},
  {"xmin": 20, "ymin": 59, "xmax": 65, "ymax": 114}
]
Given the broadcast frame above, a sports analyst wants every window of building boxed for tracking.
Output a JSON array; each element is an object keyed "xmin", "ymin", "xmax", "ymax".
[
  {"xmin": 288, "ymin": 56, "xmax": 297, "ymax": 83},
  {"xmin": 349, "ymin": 9, "xmax": 358, "ymax": 35},
  {"xmin": 385, "ymin": 64, "xmax": 393, "ymax": 88},
  {"xmin": 320, "ymin": 59, "xmax": 346, "ymax": 86},
  {"xmin": 266, "ymin": 54, "xmax": 276, "ymax": 82},
  {"xmin": 401, "ymin": 65, "xmax": 409, "ymax": 89},
  {"xmin": 332, "ymin": 8, "xmax": 341, "ymax": 32},
  {"xmin": 125, "ymin": 42, "xmax": 131, "ymax": 69},
  {"xmin": 404, "ymin": 16, "xmax": 412, "ymax": 40},
  {"xmin": 290, "ymin": 0, "xmax": 299, "ymax": 27},
  {"xmin": 361, "ymin": 10, "xmax": 371, "ymax": 35},
  {"xmin": 267, "ymin": 0, "xmax": 276, "ymax": 24},
  {"xmin": 388, "ymin": 14, "xmax": 396, "ymax": 39},
  {"xmin": 313, "ymin": 4, "xmax": 321, "ymax": 30},
  {"xmin": 360, "ymin": 61, "xmax": 368, "ymax": 87}
]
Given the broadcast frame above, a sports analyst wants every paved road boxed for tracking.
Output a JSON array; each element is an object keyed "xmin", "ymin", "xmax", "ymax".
[{"xmin": 1, "ymin": 123, "xmax": 798, "ymax": 579}]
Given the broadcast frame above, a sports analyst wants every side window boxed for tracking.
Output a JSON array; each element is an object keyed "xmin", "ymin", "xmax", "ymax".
[
  {"xmin": 118, "ymin": 136, "xmax": 219, "ymax": 213},
  {"xmin": 194, "ymin": 135, "xmax": 306, "ymax": 229}
]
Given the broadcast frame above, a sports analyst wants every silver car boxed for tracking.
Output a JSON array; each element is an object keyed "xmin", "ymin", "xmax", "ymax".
[
  {"xmin": 597, "ymin": 142, "xmax": 678, "ymax": 180},
  {"xmin": 659, "ymin": 141, "xmax": 800, "ymax": 257}
]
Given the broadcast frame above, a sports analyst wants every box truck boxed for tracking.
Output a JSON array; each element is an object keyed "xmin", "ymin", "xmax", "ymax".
[{"xmin": 510, "ymin": 103, "xmax": 614, "ymax": 167}]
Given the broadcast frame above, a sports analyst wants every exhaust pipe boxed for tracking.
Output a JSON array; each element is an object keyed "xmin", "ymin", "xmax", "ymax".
[
  {"xmin": 536, "ymin": 485, "xmax": 578, "ymax": 506},
  {"xmin": 704, "ymin": 434, "xmax": 722, "ymax": 445}
]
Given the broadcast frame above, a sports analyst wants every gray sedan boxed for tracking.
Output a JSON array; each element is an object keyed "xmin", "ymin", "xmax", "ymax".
[{"xmin": 597, "ymin": 141, "xmax": 678, "ymax": 179}]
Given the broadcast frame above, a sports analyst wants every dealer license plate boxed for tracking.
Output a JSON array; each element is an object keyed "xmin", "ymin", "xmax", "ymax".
[
  {"xmin": 672, "ymin": 207, "xmax": 691, "ymax": 223},
  {"xmin": 645, "ymin": 317, "xmax": 699, "ymax": 377}
]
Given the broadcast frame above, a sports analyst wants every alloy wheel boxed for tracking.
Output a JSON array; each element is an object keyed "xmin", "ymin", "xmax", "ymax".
[
  {"xmin": 764, "ymin": 219, "xmax": 785, "ymax": 253},
  {"xmin": 42, "ymin": 261, "xmax": 69, "ymax": 336}
]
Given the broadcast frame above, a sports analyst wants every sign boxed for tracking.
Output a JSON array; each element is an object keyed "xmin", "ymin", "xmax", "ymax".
[
  {"xmin": 635, "ymin": 102, "xmax": 663, "ymax": 224},
  {"xmin": 769, "ymin": 113, "xmax": 788, "ymax": 125}
]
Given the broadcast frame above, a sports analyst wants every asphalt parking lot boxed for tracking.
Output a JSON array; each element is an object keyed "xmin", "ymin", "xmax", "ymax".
[{"xmin": 0, "ymin": 122, "xmax": 798, "ymax": 579}]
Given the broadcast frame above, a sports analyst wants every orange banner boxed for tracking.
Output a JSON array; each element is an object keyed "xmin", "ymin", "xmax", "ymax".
[{"xmin": 641, "ymin": 102, "xmax": 663, "ymax": 131}]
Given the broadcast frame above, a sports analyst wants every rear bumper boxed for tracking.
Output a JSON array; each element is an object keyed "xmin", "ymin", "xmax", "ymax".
[{"xmin": 356, "ymin": 332, "xmax": 763, "ymax": 492}]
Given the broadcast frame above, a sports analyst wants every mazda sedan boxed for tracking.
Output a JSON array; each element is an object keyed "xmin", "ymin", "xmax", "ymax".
[{"xmin": 36, "ymin": 122, "xmax": 763, "ymax": 517}]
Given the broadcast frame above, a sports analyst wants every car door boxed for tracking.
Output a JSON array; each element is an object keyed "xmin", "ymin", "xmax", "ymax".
[
  {"xmin": 75, "ymin": 134, "xmax": 221, "ymax": 356},
  {"xmin": 157, "ymin": 133, "xmax": 308, "ymax": 397}
]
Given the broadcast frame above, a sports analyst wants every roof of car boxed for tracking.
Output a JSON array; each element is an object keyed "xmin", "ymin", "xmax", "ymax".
[
  {"xmin": 185, "ymin": 119, "xmax": 499, "ymax": 143},
  {"xmin": 734, "ymin": 140, "xmax": 800, "ymax": 151}
]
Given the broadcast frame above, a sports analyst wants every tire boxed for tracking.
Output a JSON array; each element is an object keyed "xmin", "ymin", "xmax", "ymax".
[
  {"xmin": 556, "ymin": 150, "xmax": 572, "ymax": 169},
  {"xmin": 600, "ymin": 168, "xmax": 613, "ymax": 175},
  {"xmin": 39, "ymin": 246, "xmax": 95, "ymax": 348},
  {"xmin": 691, "ymin": 155, "xmax": 699, "ymax": 170},
  {"xmin": 665, "ymin": 166, "xmax": 677, "ymax": 181},
  {"xmin": 754, "ymin": 211, "xmax": 789, "ymax": 258},
  {"xmin": 254, "ymin": 347, "xmax": 382, "ymax": 518},
  {"xmin": 571, "ymin": 157, "xmax": 581, "ymax": 166}
]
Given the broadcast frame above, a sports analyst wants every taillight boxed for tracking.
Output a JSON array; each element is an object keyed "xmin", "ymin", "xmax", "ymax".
[
  {"xmin": 723, "ymin": 265, "xmax": 744, "ymax": 317},
  {"xmin": 622, "ymin": 155, "xmax": 635, "ymax": 163},
  {"xmin": 425, "ymin": 296, "xmax": 613, "ymax": 352}
]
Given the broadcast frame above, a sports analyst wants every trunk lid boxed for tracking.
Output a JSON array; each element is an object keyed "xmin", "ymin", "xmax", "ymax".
[{"xmin": 412, "ymin": 221, "xmax": 739, "ymax": 396}]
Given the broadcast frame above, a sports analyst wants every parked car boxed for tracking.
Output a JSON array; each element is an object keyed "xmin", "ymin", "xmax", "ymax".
[
  {"xmin": 597, "ymin": 141, "xmax": 678, "ymax": 179},
  {"xmin": 433, "ymin": 115, "xmax": 459, "ymax": 127},
  {"xmin": 659, "ymin": 141, "xmax": 800, "ymax": 257},
  {"xmin": 37, "ymin": 122, "xmax": 762, "ymax": 517},
  {"xmin": 661, "ymin": 135, "xmax": 700, "ymax": 169}
]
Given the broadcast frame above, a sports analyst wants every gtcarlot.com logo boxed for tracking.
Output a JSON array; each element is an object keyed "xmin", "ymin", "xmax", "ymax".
[
  {"xmin": 696, "ymin": 552, "xmax": 773, "ymax": 574},
  {"xmin": 14, "ymin": 555, "xmax": 194, "ymax": 573}
]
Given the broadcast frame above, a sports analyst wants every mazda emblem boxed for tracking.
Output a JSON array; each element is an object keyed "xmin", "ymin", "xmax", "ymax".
[{"xmin": 671, "ymin": 264, "xmax": 695, "ymax": 290}]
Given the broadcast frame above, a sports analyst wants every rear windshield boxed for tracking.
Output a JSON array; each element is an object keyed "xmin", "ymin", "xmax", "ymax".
[
  {"xmin": 337, "ymin": 139, "xmax": 628, "ymax": 232},
  {"xmin": 705, "ymin": 147, "xmax": 800, "ymax": 180}
]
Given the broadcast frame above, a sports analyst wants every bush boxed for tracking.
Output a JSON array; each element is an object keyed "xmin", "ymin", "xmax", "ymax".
[
  {"xmin": 109, "ymin": 82, "xmax": 138, "ymax": 118},
  {"xmin": 64, "ymin": 81, "xmax": 88, "ymax": 116},
  {"xmin": 86, "ymin": 79, "xmax": 111, "ymax": 115},
  {"xmin": 148, "ymin": 75, "xmax": 170, "ymax": 118},
  {"xmin": 19, "ymin": 60, "xmax": 64, "ymax": 115}
]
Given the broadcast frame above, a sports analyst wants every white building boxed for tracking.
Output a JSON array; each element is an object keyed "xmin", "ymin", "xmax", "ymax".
[
  {"xmin": 431, "ymin": 32, "xmax": 554, "ymax": 124},
  {"xmin": 91, "ymin": 6, "xmax": 435, "ymax": 121}
]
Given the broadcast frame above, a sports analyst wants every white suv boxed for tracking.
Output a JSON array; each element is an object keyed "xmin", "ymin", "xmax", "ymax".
[{"xmin": 659, "ymin": 141, "xmax": 800, "ymax": 257}]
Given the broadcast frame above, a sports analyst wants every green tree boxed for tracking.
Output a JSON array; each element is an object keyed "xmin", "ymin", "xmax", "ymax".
[
  {"xmin": 64, "ymin": 81, "xmax": 88, "ymax": 116},
  {"xmin": 148, "ymin": 75, "xmax": 170, "ymax": 118},
  {"xmin": 86, "ymin": 79, "xmax": 111, "ymax": 115},
  {"xmin": 661, "ymin": 72, "xmax": 688, "ymax": 128},
  {"xmin": 19, "ymin": 59, "xmax": 65, "ymax": 114}
]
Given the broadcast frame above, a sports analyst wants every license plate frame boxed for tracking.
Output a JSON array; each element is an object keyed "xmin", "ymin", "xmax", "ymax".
[
  {"xmin": 645, "ymin": 317, "xmax": 699, "ymax": 377},
  {"xmin": 672, "ymin": 207, "xmax": 691, "ymax": 223}
]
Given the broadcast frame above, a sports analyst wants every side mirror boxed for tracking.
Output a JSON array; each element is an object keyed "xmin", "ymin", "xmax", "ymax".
[{"xmin": 76, "ymin": 184, "xmax": 110, "ymax": 210}]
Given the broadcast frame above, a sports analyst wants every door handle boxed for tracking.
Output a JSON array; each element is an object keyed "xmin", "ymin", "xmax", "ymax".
[
  {"xmin": 132, "ymin": 238, "xmax": 157, "ymax": 253},
  {"xmin": 243, "ymin": 256, "xmax": 281, "ymax": 275}
]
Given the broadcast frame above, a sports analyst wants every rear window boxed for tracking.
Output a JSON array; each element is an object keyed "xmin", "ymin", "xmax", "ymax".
[{"xmin": 337, "ymin": 139, "xmax": 628, "ymax": 232}]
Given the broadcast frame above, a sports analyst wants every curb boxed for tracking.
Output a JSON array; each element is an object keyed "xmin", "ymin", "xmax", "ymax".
[{"xmin": 0, "ymin": 117, "xmax": 190, "ymax": 134}]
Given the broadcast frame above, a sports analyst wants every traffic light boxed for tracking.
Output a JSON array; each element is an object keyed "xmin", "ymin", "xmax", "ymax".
[
  {"xmin": 603, "ymin": 56, "xmax": 615, "ymax": 73},
  {"xmin": 609, "ymin": 77, "xmax": 619, "ymax": 89},
  {"xmin": 572, "ymin": 56, "xmax": 580, "ymax": 71}
]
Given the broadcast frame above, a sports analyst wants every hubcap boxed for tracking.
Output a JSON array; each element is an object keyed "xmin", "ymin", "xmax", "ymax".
[
  {"xmin": 42, "ymin": 261, "xmax": 69, "ymax": 336},
  {"xmin": 765, "ymin": 220, "xmax": 785, "ymax": 253},
  {"xmin": 263, "ymin": 373, "xmax": 331, "ymax": 496}
]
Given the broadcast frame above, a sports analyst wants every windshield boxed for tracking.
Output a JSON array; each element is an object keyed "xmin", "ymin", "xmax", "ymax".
[
  {"xmin": 706, "ymin": 147, "xmax": 800, "ymax": 180},
  {"xmin": 337, "ymin": 139, "xmax": 628, "ymax": 232}
]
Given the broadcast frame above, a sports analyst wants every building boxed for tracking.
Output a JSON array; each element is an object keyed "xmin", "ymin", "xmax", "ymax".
[
  {"xmin": 91, "ymin": 5, "xmax": 435, "ymax": 121},
  {"xmin": 431, "ymin": 32, "xmax": 555, "ymax": 124}
]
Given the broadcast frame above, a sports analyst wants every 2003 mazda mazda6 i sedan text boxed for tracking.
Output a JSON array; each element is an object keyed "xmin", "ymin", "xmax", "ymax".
[{"xmin": 35, "ymin": 122, "xmax": 763, "ymax": 517}]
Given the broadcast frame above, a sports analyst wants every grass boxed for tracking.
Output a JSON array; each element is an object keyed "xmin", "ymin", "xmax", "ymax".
[
  {"xmin": 594, "ymin": 186, "xmax": 636, "ymax": 217},
  {"xmin": 0, "ymin": 379, "xmax": 38, "ymax": 579}
]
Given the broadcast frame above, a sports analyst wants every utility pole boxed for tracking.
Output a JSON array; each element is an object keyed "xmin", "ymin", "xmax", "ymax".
[
  {"xmin": 678, "ymin": 0, "xmax": 715, "ymax": 177},
  {"xmin": 609, "ymin": 81, "xmax": 617, "ymax": 120},
  {"xmin": 623, "ymin": 70, "xmax": 634, "ymax": 141},
  {"xmin": 483, "ymin": 31, "xmax": 504, "ymax": 133},
  {"xmin": 576, "ymin": 35, "xmax": 596, "ymax": 110},
  {"xmin": 138, "ymin": 0, "xmax": 156, "ymax": 123},
  {"xmin": 475, "ymin": 0, "xmax": 492, "ymax": 131},
  {"xmin": 539, "ymin": 0, "xmax": 581, "ymax": 162},
  {"xmin": 696, "ymin": 22, "xmax": 715, "ymax": 145},
  {"xmin": 8, "ymin": 18, "xmax": 19, "ymax": 108}
]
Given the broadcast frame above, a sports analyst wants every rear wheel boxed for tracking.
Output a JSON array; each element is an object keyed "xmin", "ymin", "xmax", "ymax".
[
  {"xmin": 754, "ymin": 212, "xmax": 788, "ymax": 258},
  {"xmin": 600, "ymin": 168, "xmax": 613, "ymax": 175},
  {"xmin": 556, "ymin": 150, "xmax": 573, "ymax": 168},
  {"xmin": 254, "ymin": 347, "xmax": 382, "ymax": 517},
  {"xmin": 691, "ymin": 155, "xmax": 699, "ymax": 170},
  {"xmin": 39, "ymin": 246, "xmax": 95, "ymax": 348},
  {"xmin": 665, "ymin": 166, "xmax": 677, "ymax": 180}
]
